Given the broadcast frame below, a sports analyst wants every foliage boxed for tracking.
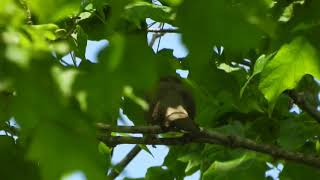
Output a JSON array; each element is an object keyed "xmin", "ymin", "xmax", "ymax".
[{"xmin": 1, "ymin": 0, "xmax": 320, "ymax": 179}]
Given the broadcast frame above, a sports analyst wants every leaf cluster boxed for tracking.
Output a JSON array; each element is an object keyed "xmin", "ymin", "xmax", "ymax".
[{"xmin": 1, "ymin": 0, "xmax": 320, "ymax": 179}]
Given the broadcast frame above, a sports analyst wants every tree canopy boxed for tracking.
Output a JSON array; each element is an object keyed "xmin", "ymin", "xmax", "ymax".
[{"xmin": 1, "ymin": 0, "xmax": 320, "ymax": 179}]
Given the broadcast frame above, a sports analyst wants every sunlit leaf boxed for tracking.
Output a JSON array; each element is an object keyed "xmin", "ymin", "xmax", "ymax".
[
  {"xmin": 259, "ymin": 37, "xmax": 320, "ymax": 111},
  {"xmin": 0, "ymin": 0, "xmax": 24, "ymax": 27},
  {"xmin": 51, "ymin": 66, "xmax": 79, "ymax": 97},
  {"xmin": 203, "ymin": 153, "xmax": 266, "ymax": 180},
  {"xmin": 240, "ymin": 52, "xmax": 275, "ymax": 97},
  {"xmin": 29, "ymin": 0, "xmax": 80, "ymax": 23}
]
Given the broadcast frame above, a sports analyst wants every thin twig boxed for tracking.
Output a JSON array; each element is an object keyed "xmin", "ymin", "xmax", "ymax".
[
  {"xmin": 147, "ymin": 21, "xmax": 158, "ymax": 28},
  {"xmin": 70, "ymin": 52, "xmax": 77, "ymax": 67},
  {"xmin": 156, "ymin": 23, "xmax": 165, "ymax": 53},
  {"xmin": 148, "ymin": 23, "xmax": 165, "ymax": 47},
  {"xmin": 60, "ymin": 59, "xmax": 71, "ymax": 66},
  {"xmin": 147, "ymin": 29, "xmax": 179, "ymax": 33},
  {"xmin": 149, "ymin": 33, "xmax": 163, "ymax": 47}
]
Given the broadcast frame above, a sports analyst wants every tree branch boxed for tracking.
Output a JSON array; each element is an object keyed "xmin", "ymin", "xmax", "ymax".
[
  {"xmin": 97, "ymin": 123, "xmax": 165, "ymax": 134},
  {"xmin": 147, "ymin": 29, "xmax": 179, "ymax": 33},
  {"xmin": 108, "ymin": 145, "xmax": 142, "ymax": 179},
  {"xmin": 97, "ymin": 124, "xmax": 167, "ymax": 178},
  {"xmin": 97, "ymin": 124, "xmax": 320, "ymax": 169},
  {"xmin": 288, "ymin": 90, "xmax": 320, "ymax": 123}
]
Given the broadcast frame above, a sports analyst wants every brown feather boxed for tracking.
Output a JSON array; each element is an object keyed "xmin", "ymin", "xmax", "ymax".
[{"xmin": 146, "ymin": 76, "xmax": 199, "ymax": 132}]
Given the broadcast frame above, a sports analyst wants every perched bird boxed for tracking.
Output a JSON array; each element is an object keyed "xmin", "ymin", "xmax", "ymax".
[{"xmin": 146, "ymin": 76, "xmax": 199, "ymax": 132}]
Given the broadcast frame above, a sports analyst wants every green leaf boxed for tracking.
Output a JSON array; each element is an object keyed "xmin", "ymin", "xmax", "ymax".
[
  {"xmin": 259, "ymin": 37, "xmax": 320, "ymax": 111},
  {"xmin": 73, "ymin": 65, "xmax": 123, "ymax": 122},
  {"xmin": 123, "ymin": 86, "xmax": 149, "ymax": 111},
  {"xmin": 4, "ymin": 0, "xmax": 320, "ymax": 178},
  {"xmin": 158, "ymin": 0, "xmax": 183, "ymax": 7},
  {"xmin": 203, "ymin": 153, "xmax": 266, "ymax": 180},
  {"xmin": 51, "ymin": 66, "xmax": 79, "ymax": 97},
  {"xmin": 145, "ymin": 166, "xmax": 175, "ymax": 180},
  {"xmin": 74, "ymin": 26, "xmax": 88, "ymax": 61},
  {"xmin": 177, "ymin": 0, "xmax": 271, "ymax": 57},
  {"xmin": 200, "ymin": 144, "xmax": 249, "ymax": 171},
  {"xmin": 278, "ymin": 3, "xmax": 294, "ymax": 22},
  {"xmin": 74, "ymin": 33, "xmax": 157, "ymax": 122},
  {"xmin": 154, "ymin": 49, "xmax": 182, "ymax": 77},
  {"xmin": 277, "ymin": 115, "xmax": 320, "ymax": 150},
  {"xmin": 98, "ymin": 33, "xmax": 157, "ymax": 89},
  {"xmin": 316, "ymin": 140, "xmax": 320, "ymax": 152},
  {"xmin": 188, "ymin": 63, "xmax": 242, "ymax": 127},
  {"xmin": 246, "ymin": 117, "xmax": 280, "ymax": 143},
  {"xmin": 5, "ymin": 45, "xmax": 31, "ymax": 68},
  {"xmin": 240, "ymin": 53, "xmax": 275, "ymax": 97},
  {"xmin": 185, "ymin": 160, "xmax": 200, "ymax": 176},
  {"xmin": 29, "ymin": 24, "xmax": 60, "ymax": 40},
  {"xmin": 101, "ymin": 33, "xmax": 125, "ymax": 71},
  {"xmin": 0, "ymin": 0, "xmax": 25, "ymax": 27},
  {"xmin": 29, "ymin": 0, "xmax": 80, "ymax": 23},
  {"xmin": 278, "ymin": 1, "xmax": 305, "ymax": 22},
  {"xmin": 7, "ymin": 58, "xmax": 108, "ymax": 179},
  {"xmin": 176, "ymin": 146, "xmax": 201, "ymax": 175},
  {"xmin": 11, "ymin": 59, "xmax": 63, "ymax": 131},
  {"xmin": 163, "ymin": 146, "xmax": 189, "ymax": 179},
  {"xmin": 214, "ymin": 121, "xmax": 246, "ymax": 137},
  {"xmin": 79, "ymin": 14, "xmax": 109, "ymax": 40},
  {"xmin": 78, "ymin": 11, "xmax": 92, "ymax": 21},
  {"xmin": 28, "ymin": 119, "xmax": 106, "ymax": 180},
  {"xmin": 98, "ymin": 142, "xmax": 111, "ymax": 166},
  {"xmin": 6, "ymin": 24, "xmax": 69, "ymax": 55},
  {"xmin": 0, "ymin": 136, "xmax": 40, "ymax": 180},
  {"xmin": 280, "ymin": 162, "xmax": 320, "ymax": 180},
  {"xmin": 217, "ymin": 63, "xmax": 241, "ymax": 73},
  {"xmin": 124, "ymin": 1, "xmax": 174, "ymax": 27},
  {"xmin": 0, "ymin": 92, "xmax": 12, "ymax": 122},
  {"xmin": 122, "ymin": 96, "xmax": 146, "ymax": 125},
  {"xmin": 139, "ymin": 145, "xmax": 154, "ymax": 158}
]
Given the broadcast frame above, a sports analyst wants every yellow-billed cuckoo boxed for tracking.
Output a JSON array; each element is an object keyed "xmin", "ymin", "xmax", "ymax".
[{"xmin": 146, "ymin": 76, "xmax": 199, "ymax": 132}]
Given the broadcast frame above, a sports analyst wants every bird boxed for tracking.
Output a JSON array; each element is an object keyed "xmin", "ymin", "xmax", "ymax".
[{"xmin": 146, "ymin": 76, "xmax": 199, "ymax": 133}]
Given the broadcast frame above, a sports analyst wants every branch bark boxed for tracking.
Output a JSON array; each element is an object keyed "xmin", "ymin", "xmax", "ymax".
[
  {"xmin": 97, "ymin": 123, "xmax": 164, "ymax": 134},
  {"xmin": 108, "ymin": 145, "xmax": 142, "ymax": 179},
  {"xmin": 288, "ymin": 90, "xmax": 320, "ymax": 123},
  {"xmin": 97, "ymin": 124, "xmax": 320, "ymax": 169},
  {"xmin": 147, "ymin": 29, "xmax": 179, "ymax": 33}
]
